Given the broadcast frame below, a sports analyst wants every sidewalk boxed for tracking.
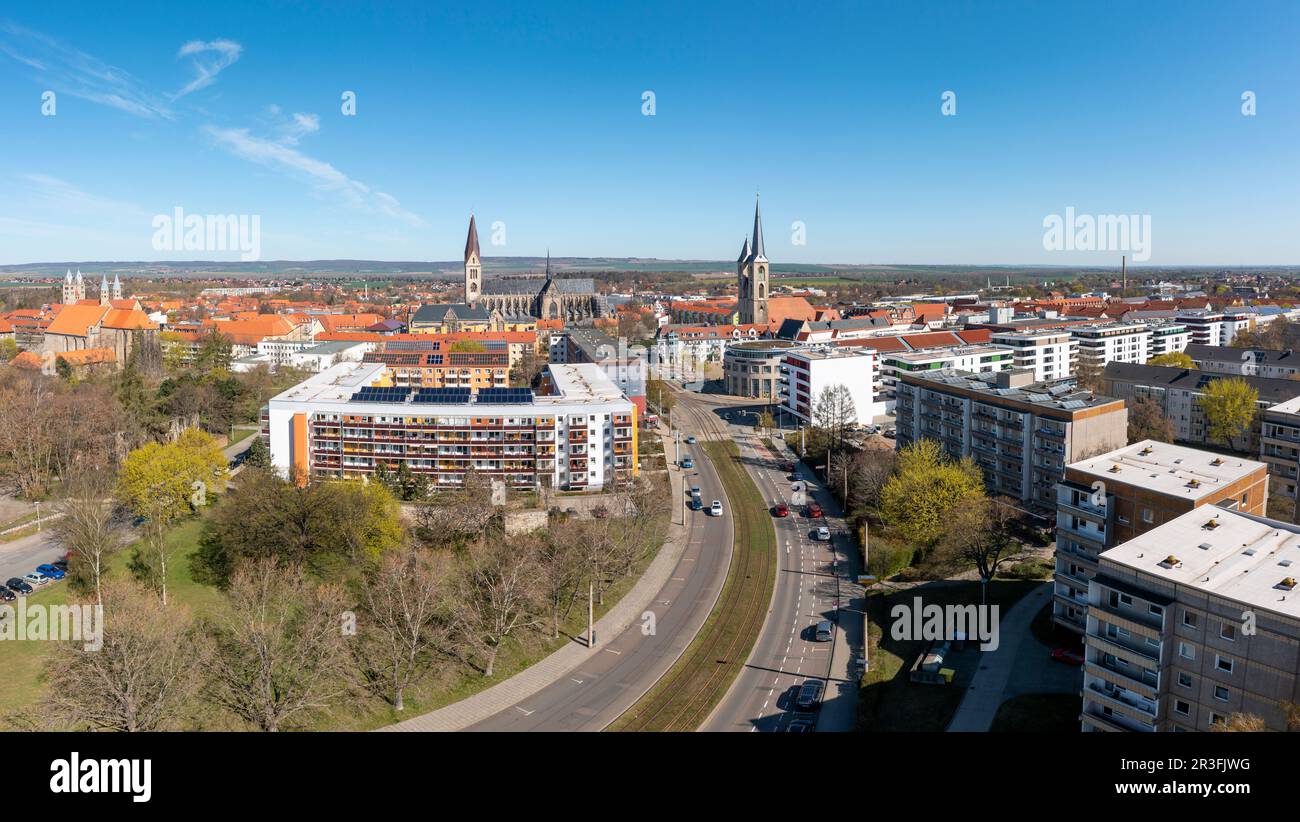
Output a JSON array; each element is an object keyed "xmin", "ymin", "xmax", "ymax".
[
  {"xmin": 382, "ymin": 423, "xmax": 692, "ymax": 732},
  {"xmin": 946, "ymin": 580, "xmax": 1052, "ymax": 732}
]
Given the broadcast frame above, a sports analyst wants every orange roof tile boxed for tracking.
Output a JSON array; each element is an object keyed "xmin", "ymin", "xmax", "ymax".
[
  {"xmin": 46, "ymin": 304, "xmax": 110, "ymax": 337},
  {"xmin": 56, "ymin": 348, "xmax": 116, "ymax": 366}
]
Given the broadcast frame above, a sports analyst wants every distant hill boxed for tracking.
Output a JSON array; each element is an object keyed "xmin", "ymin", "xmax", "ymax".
[{"xmin": 0, "ymin": 259, "xmax": 1294, "ymax": 283}]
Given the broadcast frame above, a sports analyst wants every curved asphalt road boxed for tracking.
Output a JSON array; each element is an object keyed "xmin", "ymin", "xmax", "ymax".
[
  {"xmin": 692, "ymin": 396, "xmax": 852, "ymax": 732},
  {"xmin": 467, "ymin": 417, "xmax": 734, "ymax": 731}
]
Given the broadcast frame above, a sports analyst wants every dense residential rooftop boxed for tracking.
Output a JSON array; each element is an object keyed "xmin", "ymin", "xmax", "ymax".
[
  {"xmin": 1099, "ymin": 507, "xmax": 1300, "ymax": 620},
  {"xmin": 898, "ymin": 367, "xmax": 1121, "ymax": 411},
  {"xmin": 1064, "ymin": 439, "xmax": 1267, "ymax": 502}
]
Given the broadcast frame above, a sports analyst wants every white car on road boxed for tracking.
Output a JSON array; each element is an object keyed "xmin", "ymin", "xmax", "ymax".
[
  {"xmin": 710, "ymin": 500, "xmax": 723, "ymax": 516},
  {"xmin": 815, "ymin": 526, "xmax": 831, "ymax": 541}
]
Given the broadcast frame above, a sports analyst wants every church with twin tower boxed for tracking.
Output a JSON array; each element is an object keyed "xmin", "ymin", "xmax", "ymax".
[{"xmin": 736, "ymin": 196, "xmax": 770, "ymax": 325}]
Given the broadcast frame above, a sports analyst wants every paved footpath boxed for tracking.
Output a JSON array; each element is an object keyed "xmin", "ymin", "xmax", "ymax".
[
  {"xmin": 946, "ymin": 580, "xmax": 1052, "ymax": 732},
  {"xmin": 381, "ymin": 424, "xmax": 694, "ymax": 732}
]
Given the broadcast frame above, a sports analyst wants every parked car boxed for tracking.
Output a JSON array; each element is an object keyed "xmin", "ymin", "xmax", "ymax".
[
  {"xmin": 1051, "ymin": 647, "xmax": 1084, "ymax": 666},
  {"xmin": 0, "ymin": 586, "xmax": 14, "ymax": 602},
  {"xmin": 883, "ymin": 427, "xmax": 896, "ymax": 439},
  {"xmin": 782, "ymin": 462, "xmax": 795, "ymax": 473},
  {"xmin": 686, "ymin": 435, "xmax": 697, "ymax": 445},
  {"xmin": 680, "ymin": 456, "xmax": 694, "ymax": 469},
  {"xmin": 6, "ymin": 578, "xmax": 32, "ymax": 595},
  {"xmin": 815, "ymin": 526, "xmax": 831, "ymax": 541},
  {"xmin": 690, "ymin": 486, "xmax": 701, "ymax": 498},
  {"xmin": 52, "ymin": 559, "xmax": 69, "ymax": 571},
  {"xmin": 23, "ymin": 572, "xmax": 50, "ymax": 588},
  {"xmin": 806, "ymin": 502, "xmax": 823, "ymax": 519},
  {"xmin": 786, "ymin": 719, "xmax": 815, "ymax": 733},
  {"xmin": 709, "ymin": 500, "xmax": 723, "ymax": 517},
  {"xmin": 795, "ymin": 679, "xmax": 825, "ymax": 710},
  {"xmin": 36, "ymin": 564, "xmax": 65, "ymax": 580},
  {"xmin": 814, "ymin": 620, "xmax": 834, "ymax": 642},
  {"xmin": 772, "ymin": 503, "xmax": 790, "ymax": 518},
  {"xmin": 689, "ymin": 497, "xmax": 703, "ymax": 511}
]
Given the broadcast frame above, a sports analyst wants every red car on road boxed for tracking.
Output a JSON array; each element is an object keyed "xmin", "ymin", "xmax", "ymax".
[
  {"xmin": 1050, "ymin": 647, "xmax": 1084, "ymax": 665},
  {"xmin": 806, "ymin": 503, "xmax": 823, "ymax": 519},
  {"xmin": 772, "ymin": 503, "xmax": 790, "ymax": 518}
]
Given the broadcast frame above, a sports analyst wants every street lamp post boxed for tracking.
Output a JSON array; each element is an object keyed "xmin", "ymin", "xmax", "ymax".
[{"xmin": 35, "ymin": 501, "xmax": 41, "ymax": 532}]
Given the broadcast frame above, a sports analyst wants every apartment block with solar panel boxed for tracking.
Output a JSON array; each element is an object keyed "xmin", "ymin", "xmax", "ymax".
[{"xmin": 262, "ymin": 360, "xmax": 637, "ymax": 491}]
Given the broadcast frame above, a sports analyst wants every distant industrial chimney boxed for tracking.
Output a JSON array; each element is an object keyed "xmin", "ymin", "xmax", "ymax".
[{"xmin": 1122, "ymin": 255, "xmax": 1127, "ymax": 292}]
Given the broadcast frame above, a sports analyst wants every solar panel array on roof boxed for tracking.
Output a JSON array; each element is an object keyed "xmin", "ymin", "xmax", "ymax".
[
  {"xmin": 411, "ymin": 387, "xmax": 472, "ymax": 404},
  {"xmin": 385, "ymin": 340, "xmax": 441, "ymax": 352},
  {"xmin": 351, "ymin": 386, "xmax": 412, "ymax": 403},
  {"xmin": 1061, "ymin": 399, "xmax": 1087, "ymax": 409},
  {"xmin": 475, "ymin": 387, "xmax": 534, "ymax": 404}
]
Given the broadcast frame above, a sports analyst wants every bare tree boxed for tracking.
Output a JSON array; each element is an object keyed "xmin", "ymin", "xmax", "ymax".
[
  {"xmin": 53, "ymin": 469, "xmax": 124, "ymax": 607},
  {"xmin": 352, "ymin": 548, "xmax": 455, "ymax": 711},
  {"xmin": 453, "ymin": 538, "xmax": 541, "ymax": 677},
  {"xmin": 533, "ymin": 527, "xmax": 586, "ymax": 639},
  {"xmin": 937, "ymin": 496, "xmax": 1020, "ymax": 604},
  {"xmin": 412, "ymin": 468, "xmax": 496, "ymax": 548},
  {"xmin": 41, "ymin": 580, "xmax": 208, "ymax": 731},
  {"xmin": 206, "ymin": 558, "xmax": 349, "ymax": 731}
]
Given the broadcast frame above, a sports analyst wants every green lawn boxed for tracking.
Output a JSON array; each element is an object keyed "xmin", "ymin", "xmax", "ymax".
[
  {"xmin": 990, "ymin": 693, "xmax": 1081, "ymax": 733},
  {"xmin": 856, "ymin": 579, "xmax": 1041, "ymax": 732},
  {"xmin": 227, "ymin": 427, "xmax": 257, "ymax": 447}
]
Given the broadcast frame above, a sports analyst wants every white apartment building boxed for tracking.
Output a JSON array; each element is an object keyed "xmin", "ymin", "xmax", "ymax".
[
  {"xmin": 779, "ymin": 347, "xmax": 885, "ymax": 425},
  {"xmin": 1072, "ymin": 322, "xmax": 1152, "ymax": 371},
  {"xmin": 1175, "ymin": 309, "xmax": 1253, "ymax": 347},
  {"xmin": 1148, "ymin": 322, "xmax": 1191, "ymax": 358},
  {"xmin": 265, "ymin": 361, "xmax": 637, "ymax": 491},
  {"xmin": 879, "ymin": 345, "xmax": 1013, "ymax": 410},
  {"xmin": 989, "ymin": 329, "xmax": 1075, "ymax": 381},
  {"xmin": 257, "ymin": 337, "xmax": 320, "ymax": 365}
]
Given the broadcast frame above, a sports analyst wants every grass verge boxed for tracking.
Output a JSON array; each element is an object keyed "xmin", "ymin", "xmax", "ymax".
[{"xmin": 856, "ymin": 579, "xmax": 1041, "ymax": 732}]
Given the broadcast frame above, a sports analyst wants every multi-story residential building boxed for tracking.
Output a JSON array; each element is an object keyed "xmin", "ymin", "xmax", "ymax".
[
  {"xmin": 988, "ymin": 329, "xmax": 1075, "ymax": 381},
  {"xmin": 1259, "ymin": 395, "xmax": 1300, "ymax": 499},
  {"xmin": 1102, "ymin": 362, "xmax": 1300, "ymax": 453},
  {"xmin": 1082, "ymin": 507, "xmax": 1300, "ymax": 732},
  {"xmin": 362, "ymin": 342, "xmax": 511, "ymax": 389},
  {"xmin": 265, "ymin": 361, "xmax": 637, "ymax": 491},
  {"xmin": 550, "ymin": 327, "xmax": 647, "ymax": 412},
  {"xmin": 723, "ymin": 338, "xmax": 803, "ymax": 400},
  {"xmin": 652, "ymin": 323, "xmax": 766, "ymax": 377},
  {"xmin": 1053, "ymin": 441, "xmax": 1269, "ymax": 633},
  {"xmin": 894, "ymin": 368, "xmax": 1127, "ymax": 507},
  {"xmin": 778, "ymin": 347, "xmax": 884, "ymax": 425},
  {"xmin": 1148, "ymin": 321, "xmax": 1191, "ymax": 358},
  {"xmin": 878, "ymin": 345, "xmax": 1013, "ymax": 409},
  {"xmin": 1175, "ymin": 308, "xmax": 1254, "ymax": 347},
  {"xmin": 1072, "ymin": 322, "xmax": 1151, "ymax": 371},
  {"xmin": 1186, "ymin": 343, "xmax": 1300, "ymax": 379}
]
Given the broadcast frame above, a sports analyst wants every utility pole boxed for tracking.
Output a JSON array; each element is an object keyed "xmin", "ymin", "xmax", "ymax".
[{"xmin": 588, "ymin": 580, "xmax": 595, "ymax": 648}]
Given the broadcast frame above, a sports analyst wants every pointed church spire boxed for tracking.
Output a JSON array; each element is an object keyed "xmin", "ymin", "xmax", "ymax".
[
  {"xmin": 738, "ymin": 236, "xmax": 751, "ymax": 265},
  {"xmin": 465, "ymin": 214, "xmax": 481, "ymax": 262},
  {"xmin": 544, "ymin": 250, "xmax": 552, "ymax": 282},
  {"xmin": 750, "ymin": 194, "xmax": 766, "ymax": 261}
]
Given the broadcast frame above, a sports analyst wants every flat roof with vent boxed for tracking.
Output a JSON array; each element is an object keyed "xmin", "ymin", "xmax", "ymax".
[
  {"xmin": 1099, "ymin": 507, "xmax": 1300, "ymax": 619},
  {"xmin": 1065, "ymin": 439, "xmax": 1266, "ymax": 502}
]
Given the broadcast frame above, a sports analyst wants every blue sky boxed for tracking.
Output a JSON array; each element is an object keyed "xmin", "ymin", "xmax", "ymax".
[{"xmin": 1, "ymin": 1, "xmax": 1297, "ymax": 266}]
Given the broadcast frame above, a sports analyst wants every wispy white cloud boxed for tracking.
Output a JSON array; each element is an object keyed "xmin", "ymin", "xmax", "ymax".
[
  {"xmin": 203, "ymin": 124, "xmax": 423, "ymax": 226},
  {"xmin": 172, "ymin": 38, "xmax": 242, "ymax": 99},
  {"xmin": 0, "ymin": 21, "xmax": 172, "ymax": 118}
]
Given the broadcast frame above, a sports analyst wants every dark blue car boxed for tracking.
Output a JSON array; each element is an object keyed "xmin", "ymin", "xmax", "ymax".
[
  {"xmin": 36, "ymin": 564, "xmax": 65, "ymax": 580},
  {"xmin": 5, "ymin": 578, "xmax": 32, "ymax": 595}
]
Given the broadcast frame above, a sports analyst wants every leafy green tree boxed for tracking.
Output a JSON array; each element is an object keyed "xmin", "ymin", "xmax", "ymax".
[
  {"xmin": 1147, "ymin": 351, "xmax": 1194, "ymax": 369},
  {"xmin": 1199, "ymin": 378, "xmax": 1259, "ymax": 446},
  {"xmin": 193, "ymin": 330, "xmax": 233, "ymax": 375},
  {"xmin": 0, "ymin": 338, "xmax": 17, "ymax": 362},
  {"xmin": 879, "ymin": 440, "xmax": 984, "ymax": 553}
]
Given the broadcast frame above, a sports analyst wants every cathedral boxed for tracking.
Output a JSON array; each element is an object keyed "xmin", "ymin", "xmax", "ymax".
[
  {"xmin": 736, "ymin": 196, "xmax": 770, "ymax": 325},
  {"xmin": 462, "ymin": 215, "xmax": 605, "ymax": 322},
  {"xmin": 61, "ymin": 269, "xmax": 124, "ymax": 306}
]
